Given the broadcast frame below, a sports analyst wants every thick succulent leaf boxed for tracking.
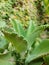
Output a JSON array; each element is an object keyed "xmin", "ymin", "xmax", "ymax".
[
  {"xmin": 29, "ymin": 62, "xmax": 42, "ymax": 65},
  {"xmin": 2, "ymin": 27, "xmax": 27, "ymax": 53},
  {"xmin": 43, "ymin": 55, "xmax": 49, "ymax": 65},
  {"xmin": 28, "ymin": 61, "xmax": 42, "ymax": 65},
  {"xmin": 26, "ymin": 26, "xmax": 43, "ymax": 48},
  {"xmin": 26, "ymin": 39, "xmax": 49, "ymax": 63},
  {"xmin": 10, "ymin": 19, "xmax": 26, "ymax": 37},
  {"xmin": 0, "ymin": 53, "xmax": 15, "ymax": 65},
  {"xmin": 26, "ymin": 58, "xmax": 43, "ymax": 65},
  {"xmin": 26, "ymin": 24, "xmax": 49, "ymax": 48},
  {"xmin": 0, "ymin": 32, "xmax": 8, "ymax": 52},
  {"xmin": 26, "ymin": 20, "xmax": 36, "ymax": 38}
]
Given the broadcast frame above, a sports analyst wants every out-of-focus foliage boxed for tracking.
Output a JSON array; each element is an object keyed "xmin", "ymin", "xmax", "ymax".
[
  {"xmin": 0, "ymin": 0, "xmax": 37, "ymax": 27},
  {"xmin": 0, "ymin": 32, "xmax": 8, "ymax": 53},
  {"xmin": 43, "ymin": 0, "xmax": 49, "ymax": 16},
  {"xmin": 0, "ymin": 52, "xmax": 15, "ymax": 65},
  {"xmin": 33, "ymin": 0, "xmax": 49, "ymax": 25}
]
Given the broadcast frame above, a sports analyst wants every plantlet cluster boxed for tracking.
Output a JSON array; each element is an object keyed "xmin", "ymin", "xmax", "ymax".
[{"xmin": 0, "ymin": 0, "xmax": 49, "ymax": 65}]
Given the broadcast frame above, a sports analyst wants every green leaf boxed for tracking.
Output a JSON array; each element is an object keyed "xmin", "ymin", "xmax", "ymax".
[
  {"xmin": 0, "ymin": 32, "xmax": 8, "ymax": 52},
  {"xmin": 26, "ymin": 26, "xmax": 43, "ymax": 48},
  {"xmin": 44, "ymin": 0, "xmax": 49, "ymax": 6},
  {"xmin": 46, "ymin": 7, "xmax": 49, "ymax": 15},
  {"xmin": 0, "ymin": 20, "xmax": 6, "ymax": 28},
  {"xmin": 43, "ymin": 55, "xmax": 49, "ymax": 65},
  {"xmin": 10, "ymin": 19, "xmax": 26, "ymax": 37},
  {"xmin": 26, "ymin": 24, "xmax": 49, "ymax": 48},
  {"xmin": 26, "ymin": 20, "xmax": 36, "ymax": 38},
  {"xmin": 26, "ymin": 58, "xmax": 43, "ymax": 65},
  {"xmin": 44, "ymin": 0, "xmax": 49, "ymax": 15},
  {"xmin": 2, "ymin": 27, "xmax": 16, "ymax": 34},
  {"xmin": 0, "ymin": 53, "xmax": 15, "ymax": 65},
  {"xmin": 26, "ymin": 39, "xmax": 49, "ymax": 63},
  {"xmin": 2, "ymin": 29, "xmax": 27, "ymax": 53},
  {"xmin": 28, "ymin": 61, "xmax": 42, "ymax": 65}
]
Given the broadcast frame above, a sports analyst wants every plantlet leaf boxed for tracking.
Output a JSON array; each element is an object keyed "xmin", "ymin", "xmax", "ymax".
[
  {"xmin": 0, "ymin": 53, "xmax": 15, "ymax": 65},
  {"xmin": 26, "ymin": 39, "xmax": 49, "ymax": 63},
  {"xmin": 0, "ymin": 32, "xmax": 8, "ymax": 52},
  {"xmin": 26, "ymin": 24, "xmax": 49, "ymax": 48},
  {"xmin": 28, "ymin": 61, "xmax": 42, "ymax": 65},
  {"xmin": 1, "ymin": 27, "xmax": 27, "ymax": 53},
  {"xmin": 10, "ymin": 19, "xmax": 26, "ymax": 37},
  {"xmin": 26, "ymin": 20, "xmax": 36, "ymax": 38}
]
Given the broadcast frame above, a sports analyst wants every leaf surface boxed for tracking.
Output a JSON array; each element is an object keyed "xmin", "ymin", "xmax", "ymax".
[
  {"xmin": 2, "ymin": 27, "xmax": 27, "ymax": 53},
  {"xmin": 0, "ymin": 53, "xmax": 15, "ymax": 65},
  {"xmin": 26, "ymin": 39, "xmax": 49, "ymax": 63}
]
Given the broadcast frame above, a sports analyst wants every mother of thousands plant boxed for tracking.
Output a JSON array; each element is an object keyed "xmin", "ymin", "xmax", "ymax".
[{"xmin": 0, "ymin": 19, "xmax": 49, "ymax": 65}]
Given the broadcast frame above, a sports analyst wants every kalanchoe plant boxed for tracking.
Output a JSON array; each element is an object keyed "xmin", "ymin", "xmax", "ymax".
[{"xmin": 0, "ymin": 19, "xmax": 49, "ymax": 65}]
